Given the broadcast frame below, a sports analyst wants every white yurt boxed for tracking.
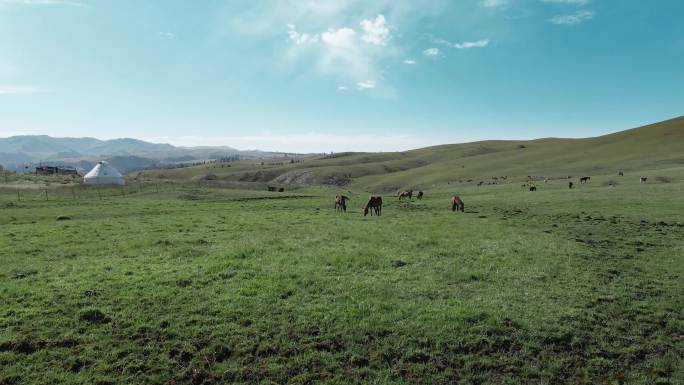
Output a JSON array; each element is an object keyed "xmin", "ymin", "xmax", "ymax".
[{"xmin": 83, "ymin": 161, "xmax": 125, "ymax": 185}]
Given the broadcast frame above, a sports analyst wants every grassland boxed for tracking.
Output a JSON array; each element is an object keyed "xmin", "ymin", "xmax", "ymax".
[
  {"xmin": 1, "ymin": 165, "xmax": 682, "ymax": 384},
  {"xmin": 137, "ymin": 116, "xmax": 684, "ymax": 193}
]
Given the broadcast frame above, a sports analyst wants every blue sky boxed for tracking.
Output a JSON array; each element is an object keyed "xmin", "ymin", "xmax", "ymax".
[{"xmin": 0, "ymin": 0, "xmax": 682, "ymax": 152}]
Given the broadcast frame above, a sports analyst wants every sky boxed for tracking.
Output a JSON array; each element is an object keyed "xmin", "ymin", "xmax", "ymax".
[{"xmin": 0, "ymin": 0, "xmax": 683, "ymax": 152}]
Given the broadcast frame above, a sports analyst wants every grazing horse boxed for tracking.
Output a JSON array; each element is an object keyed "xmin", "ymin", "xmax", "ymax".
[
  {"xmin": 451, "ymin": 196, "xmax": 465, "ymax": 212},
  {"xmin": 364, "ymin": 196, "xmax": 382, "ymax": 216},
  {"xmin": 618, "ymin": 171, "xmax": 624, "ymax": 176},
  {"xmin": 417, "ymin": 191, "xmax": 424, "ymax": 200},
  {"xmin": 398, "ymin": 190, "xmax": 413, "ymax": 200},
  {"xmin": 568, "ymin": 181, "xmax": 574, "ymax": 189},
  {"xmin": 640, "ymin": 177, "xmax": 647, "ymax": 184},
  {"xmin": 334, "ymin": 195, "xmax": 349, "ymax": 212},
  {"xmin": 529, "ymin": 186, "xmax": 537, "ymax": 192},
  {"xmin": 580, "ymin": 176, "xmax": 591, "ymax": 184}
]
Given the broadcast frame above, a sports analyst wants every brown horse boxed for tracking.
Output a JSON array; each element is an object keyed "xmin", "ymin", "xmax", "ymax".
[
  {"xmin": 398, "ymin": 190, "xmax": 413, "ymax": 200},
  {"xmin": 580, "ymin": 176, "xmax": 590, "ymax": 184},
  {"xmin": 364, "ymin": 196, "xmax": 383, "ymax": 216},
  {"xmin": 417, "ymin": 191, "xmax": 424, "ymax": 200},
  {"xmin": 334, "ymin": 195, "xmax": 349, "ymax": 212},
  {"xmin": 451, "ymin": 196, "xmax": 464, "ymax": 212}
]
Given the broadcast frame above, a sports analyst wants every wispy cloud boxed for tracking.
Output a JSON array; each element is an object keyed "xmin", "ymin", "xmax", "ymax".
[
  {"xmin": 157, "ymin": 32, "xmax": 176, "ymax": 39},
  {"xmin": 286, "ymin": 24, "xmax": 319, "ymax": 45},
  {"xmin": 337, "ymin": 85, "xmax": 348, "ymax": 91},
  {"xmin": 541, "ymin": 0, "xmax": 589, "ymax": 5},
  {"xmin": 423, "ymin": 48, "xmax": 440, "ymax": 56},
  {"xmin": 433, "ymin": 37, "xmax": 490, "ymax": 50},
  {"xmin": 356, "ymin": 80, "xmax": 375, "ymax": 90},
  {"xmin": 548, "ymin": 10, "xmax": 594, "ymax": 25},
  {"xmin": 481, "ymin": 0, "xmax": 510, "ymax": 8},
  {"xmin": 454, "ymin": 39, "xmax": 489, "ymax": 49},
  {"xmin": 0, "ymin": 85, "xmax": 42, "ymax": 95},
  {"xmin": 403, "ymin": 59, "xmax": 416, "ymax": 64},
  {"xmin": 0, "ymin": 0, "xmax": 88, "ymax": 7}
]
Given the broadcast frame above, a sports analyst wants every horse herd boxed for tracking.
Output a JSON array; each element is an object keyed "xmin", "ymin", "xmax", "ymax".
[
  {"xmin": 334, "ymin": 171, "xmax": 655, "ymax": 216},
  {"xmin": 335, "ymin": 190, "xmax": 464, "ymax": 217},
  {"xmin": 526, "ymin": 172, "xmax": 651, "ymax": 191}
]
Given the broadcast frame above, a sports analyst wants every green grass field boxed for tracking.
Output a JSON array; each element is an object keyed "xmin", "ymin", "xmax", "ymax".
[
  {"xmin": 1, "ymin": 167, "xmax": 682, "ymax": 384},
  {"xmin": 137, "ymin": 117, "xmax": 684, "ymax": 194}
]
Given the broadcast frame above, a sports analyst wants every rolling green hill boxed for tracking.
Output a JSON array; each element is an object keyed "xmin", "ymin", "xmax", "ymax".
[{"xmin": 138, "ymin": 116, "xmax": 684, "ymax": 191}]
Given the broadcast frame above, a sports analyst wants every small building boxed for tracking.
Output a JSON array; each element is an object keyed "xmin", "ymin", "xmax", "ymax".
[
  {"xmin": 83, "ymin": 161, "xmax": 125, "ymax": 185},
  {"xmin": 35, "ymin": 166, "xmax": 79, "ymax": 176}
]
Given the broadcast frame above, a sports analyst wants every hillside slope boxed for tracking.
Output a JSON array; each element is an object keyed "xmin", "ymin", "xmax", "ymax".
[{"xmin": 139, "ymin": 116, "xmax": 684, "ymax": 191}]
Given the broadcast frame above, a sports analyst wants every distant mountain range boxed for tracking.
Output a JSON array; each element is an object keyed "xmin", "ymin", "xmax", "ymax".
[{"xmin": 0, "ymin": 135, "xmax": 289, "ymax": 174}]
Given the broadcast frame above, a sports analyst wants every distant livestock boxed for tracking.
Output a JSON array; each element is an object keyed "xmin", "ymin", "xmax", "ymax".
[
  {"xmin": 640, "ymin": 177, "xmax": 648, "ymax": 184},
  {"xmin": 451, "ymin": 196, "xmax": 465, "ymax": 212},
  {"xmin": 335, "ymin": 195, "xmax": 349, "ymax": 212},
  {"xmin": 398, "ymin": 190, "xmax": 413, "ymax": 200},
  {"xmin": 417, "ymin": 191, "xmax": 424, "ymax": 200},
  {"xmin": 364, "ymin": 196, "xmax": 383, "ymax": 217},
  {"xmin": 618, "ymin": 171, "xmax": 624, "ymax": 176},
  {"xmin": 529, "ymin": 186, "xmax": 537, "ymax": 192},
  {"xmin": 569, "ymin": 182, "xmax": 573, "ymax": 189},
  {"xmin": 580, "ymin": 176, "xmax": 591, "ymax": 184}
]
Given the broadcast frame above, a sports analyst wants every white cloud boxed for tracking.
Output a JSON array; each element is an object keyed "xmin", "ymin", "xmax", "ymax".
[
  {"xmin": 481, "ymin": 0, "xmax": 510, "ymax": 8},
  {"xmin": 423, "ymin": 48, "xmax": 440, "ymax": 56},
  {"xmin": 157, "ymin": 32, "xmax": 176, "ymax": 39},
  {"xmin": 321, "ymin": 27, "xmax": 356, "ymax": 49},
  {"xmin": 360, "ymin": 14, "xmax": 390, "ymax": 46},
  {"xmin": 356, "ymin": 80, "xmax": 375, "ymax": 90},
  {"xmin": 403, "ymin": 59, "xmax": 416, "ymax": 64},
  {"xmin": 286, "ymin": 24, "xmax": 319, "ymax": 45},
  {"xmin": 433, "ymin": 36, "xmax": 491, "ymax": 49},
  {"xmin": 284, "ymin": 16, "xmax": 394, "ymax": 87},
  {"xmin": 454, "ymin": 39, "xmax": 489, "ymax": 49},
  {"xmin": 0, "ymin": 85, "xmax": 41, "ymax": 95},
  {"xmin": 337, "ymin": 85, "xmax": 348, "ymax": 91},
  {"xmin": 542, "ymin": 0, "xmax": 589, "ymax": 5},
  {"xmin": 222, "ymin": 2, "xmax": 450, "ymax": 89},
  {"xmin": 0, "ymin": 0, "xmax": 88, "ymax": 7},
  {"xmin": 548, "ymin": 10, "xmax": 594, "ymax": 25}
]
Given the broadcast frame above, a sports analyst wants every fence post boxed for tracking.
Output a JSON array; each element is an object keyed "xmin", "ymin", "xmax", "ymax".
[
  {"xmin": 155, "ymin": 184, "xmax": 159, "ymax": 193},
  {"xmin": 72, "ymin": 188, "xmax": 76, "ymax": 200},
  {"xmin": 17, "ymin": 190, "xmax": 20, "ymax": 201},
  {"xmin": 45, "ymin": 189, "xmax": 49, "ymax": 201}
]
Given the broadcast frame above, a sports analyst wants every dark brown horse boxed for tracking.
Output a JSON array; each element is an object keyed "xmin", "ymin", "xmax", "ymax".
[
  {"xmin": 364, "ymin": 196, "xmax": 382, "ymax": 216},
  {"xmin": 451, "ymin": 196, "xmax": 464, "ymax": 212},
  {"xmin": 417, "ymin": 191, "xmax": 424, "ymax": 200},
  {"xmin": 580, "ymin": 176, "xmax": 590, "ymax": 184},
  {"xmin": 334, "ymin": 195, "xmax": 349, "ymax": 212}
]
